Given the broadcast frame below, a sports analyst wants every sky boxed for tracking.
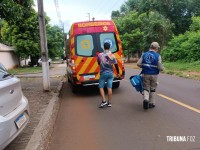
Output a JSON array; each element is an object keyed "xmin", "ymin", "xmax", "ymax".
[{"xmin": 34, "ymin": 0, "xmax": 127, "ymax": 32}]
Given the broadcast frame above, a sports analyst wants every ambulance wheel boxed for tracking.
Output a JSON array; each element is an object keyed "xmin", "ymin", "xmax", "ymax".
[
  {"xmin": 67, "ymin": 76, "xmax": 71, "ymax": 83},
  {"xmin": 72, "ymin": 84, "xmax": 78, "ymax": 93},
  {"xmin": 113, "ymin": 82, "xmax": 120, "ymax": 89}
]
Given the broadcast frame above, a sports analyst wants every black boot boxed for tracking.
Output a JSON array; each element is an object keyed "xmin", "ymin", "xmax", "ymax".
[{"xmin": 143, "ymin": 100, "xmax": 149, "ymax": 110}]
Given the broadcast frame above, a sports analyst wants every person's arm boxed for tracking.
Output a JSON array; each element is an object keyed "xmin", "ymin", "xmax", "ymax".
[
  {"xmin": 137, "ymin": 55, "xmax": 143, "ymax": 68},
  {"xmin": 158, "ymin": 56, "xmax": 164, "ymax": 71}
]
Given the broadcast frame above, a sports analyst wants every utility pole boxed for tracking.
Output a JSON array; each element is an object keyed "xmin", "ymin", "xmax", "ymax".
[{"xmin": 37, "ymin": 0, "xmax": 50, "ymax": 91}]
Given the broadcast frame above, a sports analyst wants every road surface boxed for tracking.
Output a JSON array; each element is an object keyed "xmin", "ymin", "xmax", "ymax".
[{"xmin": 48, "ymin": 66, "xmax": 200, "ymax": 150}]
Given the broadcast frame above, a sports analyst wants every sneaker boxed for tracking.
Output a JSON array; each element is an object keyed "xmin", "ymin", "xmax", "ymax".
[
  {"xmin": 107, "ymin": 102, "xmax": 112, "ymax": 107},
  {"xmin": 143, "ymin": 100, "xmax": 149, "ymax": 110},
  {"xmin": 99, "ymin": 101, "xmax": 108, "ymax": 108},
  {"xmin": 149, "ymin": 103, "xmax": 155, "ymax": 108}
]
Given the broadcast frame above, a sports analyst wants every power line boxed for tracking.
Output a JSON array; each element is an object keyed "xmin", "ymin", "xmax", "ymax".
[
  {"xmin": 92, "ymin": 0, "xmax": 125, "ymax": 19},
  {"xmin": 103, "ymin": 0, "xmax": 124, "ymax": 16},
  {"xmin": 54, "ymin": 0, "xmax": 63, "ymax": 27}
]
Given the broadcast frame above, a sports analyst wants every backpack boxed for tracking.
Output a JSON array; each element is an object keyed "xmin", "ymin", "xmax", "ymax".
[{"xmin": 129, "ymin": 74, "xmax": 144, "ymax": 94}]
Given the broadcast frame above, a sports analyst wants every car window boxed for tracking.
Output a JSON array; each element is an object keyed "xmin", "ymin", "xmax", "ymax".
[{"xmin": 0, "ymin": 63, "xmax": 11, "ymax": 81}]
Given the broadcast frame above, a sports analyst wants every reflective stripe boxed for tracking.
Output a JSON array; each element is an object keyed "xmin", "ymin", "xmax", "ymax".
[{"xmin": 142, "ymin": 64, "xmax": 158, "ymax": 68}]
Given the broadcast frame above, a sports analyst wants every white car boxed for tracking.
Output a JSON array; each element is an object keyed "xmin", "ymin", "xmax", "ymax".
[
  {"xmin": 0, "ymin": 63, "xmax": 30, "ymax": 149},
  {"xmin": 37, "ymin": 58, "xmax": 52, "ymax": 66}
]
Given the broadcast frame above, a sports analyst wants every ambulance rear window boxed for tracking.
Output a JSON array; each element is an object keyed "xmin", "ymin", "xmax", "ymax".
[
  {"xmin": 75, "ymin": 32, "xmax": 118, "ymax": 57},
  {"xmin": 76, "ymin": 35, "xmax": 94, "ymax": 56},
  {"xmin": 100, "ymin": 33, "xmax": 118, "ymax": 53}
]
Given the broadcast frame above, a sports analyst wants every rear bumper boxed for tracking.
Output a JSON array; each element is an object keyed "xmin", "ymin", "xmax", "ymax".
[
  {"xmin": 83, "ymin": 79, "xmax": 121, "ymax": 86},
  {"xmin": 75, "ymin": 78, "xmax": 121, "ymax": 87},
  {"xmin": 0, "ymin": 95, "xmax": 30, "ymax": 149}
]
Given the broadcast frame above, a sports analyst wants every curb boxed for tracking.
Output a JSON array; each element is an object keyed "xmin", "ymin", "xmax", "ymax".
[
  {"xmin": 25, "ymin": 79, "xmax": 64, "ymax": 150},
  {"xmin": 15, "ymin": 75, "xmax": 63, "ymax": 78}
]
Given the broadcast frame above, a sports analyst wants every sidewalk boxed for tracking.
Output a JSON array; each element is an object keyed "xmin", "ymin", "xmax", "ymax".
[{"xmin": 5, "ymin": 64, "xmax": 66, "ymax": 150}]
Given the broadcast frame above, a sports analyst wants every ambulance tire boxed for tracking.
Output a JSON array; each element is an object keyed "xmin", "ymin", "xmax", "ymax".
[
  {"xmin": 67, "ymin": 76, "xmax": 71, "ymax": 83},
  {"xmin": 113, "ymin": 81, "xmax": 120, "ymax": 89},
  {"xmin": 72, "ymin": 84, "xmax": 78, "ymax": 93}
]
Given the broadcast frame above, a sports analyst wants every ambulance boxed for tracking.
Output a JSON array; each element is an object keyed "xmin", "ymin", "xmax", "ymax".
[{"xmin": 66, "ymin": 20, "xmax": 125, "ymax": 92}]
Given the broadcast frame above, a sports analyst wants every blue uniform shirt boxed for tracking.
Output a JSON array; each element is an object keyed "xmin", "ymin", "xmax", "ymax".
[{"xmin": 141, "ymin": 51, "xmax": 160, "ymax": 75}]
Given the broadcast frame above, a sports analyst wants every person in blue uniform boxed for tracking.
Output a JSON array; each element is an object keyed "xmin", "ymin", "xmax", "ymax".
[{"xmin": 137, "ymin": 42, "xmax": 164, "ymax": 109}]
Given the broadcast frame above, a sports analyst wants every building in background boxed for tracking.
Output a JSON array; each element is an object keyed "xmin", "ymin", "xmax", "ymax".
[{"xmin": 0, "ymin": 43, "xmax": 19, "ymax": 69}]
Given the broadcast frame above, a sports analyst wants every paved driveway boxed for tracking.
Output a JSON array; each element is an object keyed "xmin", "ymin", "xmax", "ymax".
[{"xmin": 5, "ymin": 64, "xmax": 66, "ymax": 150}]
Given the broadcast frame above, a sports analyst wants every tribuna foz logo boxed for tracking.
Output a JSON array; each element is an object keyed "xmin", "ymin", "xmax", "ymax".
[{"xmin": 166, "ymin": 136, "xmax": 195, "ymax": 142}]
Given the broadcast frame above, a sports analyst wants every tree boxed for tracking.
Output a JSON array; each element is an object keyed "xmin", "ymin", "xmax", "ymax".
[
  {"xmin": 0, "ymin": 0, "xmax": 34, "ymax": 24},
  {"xmin": 116, "ymin": 0, "xmax": 200, "ymax": 35},
  {"xmin": 189, "ymin": 16, "xmax": 200, "ymax": 32},
  {"xmin": 111, "ymin": 10, "xmax": 120, "ymax": 19},
  {"xmin": 139, "ymin": 11, "xmax": 174, "ymax": 51},
  {"xmin": 161, "ymin": 16, "xmax": 200, "ymax": 62},
  {"xmin": 1, "ymin": 9, "xmax": 40, "ymax": 62},
  {"xmin": 113, "ymin": 10, "xmax": 173, "ymax": 61},
  {"xmin": 114, "ymin": 11, "xmax": 144, "ymax": 62},
  {"xmin": 46, "ymin": 25, "xmax": 64, "ymax": 58}
]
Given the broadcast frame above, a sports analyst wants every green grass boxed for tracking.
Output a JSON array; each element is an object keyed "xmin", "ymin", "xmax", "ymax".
[
  {"xmin": 8, "ymin": 66, "xmax": 42, "ymax": 75},
  {"xmin": 163, "ymin": 61, "xmax": 200, "ymax": 80},
  {"xmin": 164, "ymin": 61, "xmax": 200, "ymax": 72}
]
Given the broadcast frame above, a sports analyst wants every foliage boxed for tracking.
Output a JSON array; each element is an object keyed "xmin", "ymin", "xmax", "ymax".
[
  {"xmin": 111, "ymin": 10, "xmax": 120, "ymax": 19},
  {"xmin": 46, "ymin": 25, "xmax": 64, "ymax": 58},
  {"xmin": 1, "ymin": 4, "xmax": 64, "ymax": 60},
  {"xmin": 114, "ymin": 0, "xmax": 200, "ymax": 35},
  {"xmin": 0, "ymin": 0, "xmax": 34, "ymax": 24},
  {"xmin": 114, "ymin": 11, "xmax": 174, "ymax": 60},
  {"xmin": 162, "ymin": 16, "xmax": 200, "ymax": 62},
  {"xmin": 139, "ymin": 11, "xmax": 174, "ymax": 50},
  {"xmin": 189, "ymin": 16, "xmax": 200, "ymax": 32},
  {"xmin": 114, "ymin": 11, "xmax": 144, "ymax": 61},
  {"xmin": 1, "ymin": 9, "xmax": 40, "ymax": 59}
]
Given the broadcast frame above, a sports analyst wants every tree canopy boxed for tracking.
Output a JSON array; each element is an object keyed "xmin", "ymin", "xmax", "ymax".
[
  {"xmin": 0, "ymin": 0, "xmax": 34, "ymax": 24},
  {"xmin": 47, "ymin": 25, "xmax": 64, "ymax": 58},
  {"xmin": 113, "ymin": 11, "xmax": 174, "ymax": 62},
  {"xmin": 112, "ymin": 0, "xmax": 200, "ymax": 62},
  {"xmin": 0, "ymin": 1, "xmax": 65, "ymax": 63},
  {"xmin": 112, "ymin": 0, "xmax": 200, "ymax": 35},
  {"xmin": 161, "ymin": 16, "xmax": 200, "ymax": 62},
  {"xmin": 1, "ymin": 9, "xmax": 40, "ymax": 59}
]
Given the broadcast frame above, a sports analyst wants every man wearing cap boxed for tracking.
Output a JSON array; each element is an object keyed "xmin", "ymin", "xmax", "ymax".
[
  {"xmin": 137, "ymin": 42, "xmax": 164, "ymax": 110},
  {"xmin": 97, "ymin": 42, "xmax": 120, "ymax": 108}
]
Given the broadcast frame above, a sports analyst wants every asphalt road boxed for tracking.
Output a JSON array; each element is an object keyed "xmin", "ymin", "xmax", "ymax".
[{"xmin": 48, "ymin": 66, "xmax": 200, "ymax": 150}]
